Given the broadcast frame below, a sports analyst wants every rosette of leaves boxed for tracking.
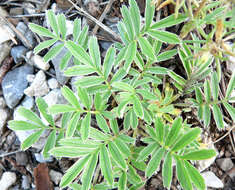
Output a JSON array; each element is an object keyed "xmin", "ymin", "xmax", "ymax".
[
  {"xmin": 7, "ymin": 0, "xmax": 219, "ymax": 189},
  {"xmin": 189, "ymin": 71, "xmax": 235, "ymax": 128}
]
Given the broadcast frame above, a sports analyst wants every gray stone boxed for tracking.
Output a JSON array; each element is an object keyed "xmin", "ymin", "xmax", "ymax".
[
  {"xmin": 0, "ymin": 108, "xmax": 9, "ymax": 129},
  {"xmin": 51, "ymin": 42, "xmax": 73, "ymax": 85},
  {"xmin": 201, "ymin": 171, "xmax": 224, "ymax": 189},
  {"xmin": 2, "ymin": 65, "xmax": 34, "ymax": 108},
  {"xmin": 49, "ymin": 170, "xmax": 63, "ymax": 185},
  {"xmin": 16, "ymin": 152, "xmax": 28, "ymax": 166},
  {"xmin": 216, "ymin": 158, "xmax": 234, "ymax": 172},
  {"xmin": 0, "ymin": 42, "xmax": 11, "ymax": 65},
  {"xmin": 21, "ymin": 96, "xmax": 34, "ymax": 110},
  {"xmin": 48, "ymin": 78, "xmax": 59, "ymax": 89},
  {"xmin": 34, "ymin": 153, "xmax": 53, "ymax": 163},
  {"xmin": 0, "ymin": 97, "xmax": 6, "ymax": 108},
  {"xmin": 16, "ymin": 22, "xmax": 27, "ymax": 34},
  {"xmin": 11, "ymin": 46, "xmax": 27, "ymax": 64},
  {"xmin": 21, "ymin": 176, "xmax": 30, "ymax": 189},
  {"xmin": 0, "ymin": 172, "xmax": 17, "ymax": 190},
  {"xmin": 26, "ymin": 74, "xmax": 35, "ymax": 83},
  {"xmin": 24, "ymin": 70, "xmax": 49, "ymax": 97}
]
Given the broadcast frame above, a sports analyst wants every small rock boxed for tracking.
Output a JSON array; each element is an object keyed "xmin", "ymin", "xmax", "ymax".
[
  {"xmin": 24, "ymin": 70, "xmax": 49, "ymax": 97},
  {"xmin": 51, "ymin": 42, "xmax": 72, "ymax": 85},
  {"xmin": 0, "ymin": 97, "xmax": 6, "ymax": 108},
  {"xmin": 49, "ymin": 170, "xmax": 63, "ymax": 185},
  {"xmin": 16, "ymin": 152, "xmax": 28, "ymax": 166},
  {"xmin": 71, "ymin": 76, "xmax": 83, "ymax": 93},
  {"xmin": 201, "ymin": 171, "xmax": 224, "ymax": 189},
  {"xmin": 16, "ymin": 22, "xmax": 35, "ymax": 49},
  {"xmin": 32, "ymin": 55, "xmax": 50, "ymax": 71},
  {"xmin": 21, "ymin": 96, "xmax": 34, "ymax": 110},
  {"xmin": 23, "ymin": 2, "xmax": 35, "ymax": 14},
  {"xmin": 11, "ymin": 46, "xmax": 27, "ymax": 64},
  {"xmin": 9, "ymin": 7, "xmax": 23, "ymax": 15},
  {"xmin": 48, "ymin": 78, "xmax": 59, "ymax": 89},
  {"xmin": 2, "ymin": 65, "xmax": 34, "ymax": 108},
  {"xmin": 0, "ymin": 108, "xmax": 9, "ymax": 129},
  {"xmin": 22, "ymin": 176, "xmax": 30, "ymax": 189},
  {"xmin": 216, "ymin": 158, "xmax": 234, "ymax": 172},
  {"xmin": 26, "ymin": 74, "xmax": 35, "ymax": 83},
  {"xmin": 0, "ymin": 172, "xmax": 17, "ymax": 190},
  {"xmin": 34, "ymin": 153, "xmax": 53, "ymax": 163},
  {"xmin": 0, "ymin": 42, "xmax": 11, "ymax": 65}
]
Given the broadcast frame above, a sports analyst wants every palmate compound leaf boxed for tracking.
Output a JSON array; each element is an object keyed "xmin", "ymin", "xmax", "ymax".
[
  {"xmin": 137, "ymin": 142, "xmax": 159, "ymax": 162},
  {"xmin": 60, "ymin": 154, "xmax": 90, "ymax": 188}
]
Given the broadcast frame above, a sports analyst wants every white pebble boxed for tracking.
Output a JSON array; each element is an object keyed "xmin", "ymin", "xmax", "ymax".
[
  {"xmin": 201, "ymin": 171, "xmax": 224, "ymax": 189},
  {"xmin": 26, "ymin": 74, "xmax": 35, "ymax": 83},
  {"xmin": 48, "ymin": 78, "xmax": 59, "ymax": 89},
  {"xmin": 0, "ymin": 172, "xmax": 17, "ymax": 190},
  {"xmin": 32, "ymin": 55, "xmax": 50, "ymax": 71},
  {"xmin": 49, "ymin": 170, "xmax": 63, "ymax": 185}
]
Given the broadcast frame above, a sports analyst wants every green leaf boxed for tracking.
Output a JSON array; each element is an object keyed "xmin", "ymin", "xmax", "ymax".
[
  {"xmin": 77, "ymin": 87, "xmax": 92, "ymax": 109},
  {"xmin": 64, "ymin": 65, "xmax": 96, "ymax": 76},
  {"xmin": 62, "ymin": 86, "xmax": 81, "ymax": 109},
  {"xmin": 178, "ymin": 49, "xmax": 191, "ymax": 78},
  {"xmin": 136, "ymin": 89, "xmax": 157, "ymax": 100},
  {"xmin": 50, "ymin": 146, "xmax": 94, "ymax": 157},
  {"xmin": 60, "ymin": 51, "xmax": 72, "ymax": 70},
  {"xmin": 58, "ymin": 14, "xmax": 67, "ymax": 39},
  {"xmin": 65, "ymin": 41, "xmax": 93, "ymax": 66},
  {"xmin": 59, "ymin": 138, "xmax": 101, "ymax": 148},
  {"xmin": 17, "ymin": 107, "xmax": 45, "ymax": 127},
  {"xmin": 130, "ymin": 0, "xmax": 140, "ymax": 36},
  {"xmin": 211, "ymin": 72, "xmax": 219, "ymax": 100},
  {"xmin": 66, "ymin": 112, "xmax": 80, "ymax": 138},
  {"xmin": 175, "ymin": 158, "xmax": 192, "ymax": 190},
  {"xmin": 156, "ymin": 49, "xmax": 177, "ymax": 62},
  {"xmin": 80, "ymin": 113, "xmax": 91, "ymax": 141},
  {"xmin": 110, "ymin": 119, "xmax": 119, "ymax": 135},
  {"xmin": 42, "ymin": 130, "xmax": 56, "ymax": 158},
  {"xmin": 89, "ymin": 36, "xmax": 101, "ymax": 68},
  {"xmin": 100, "ymin": 145, "xmax": 113, "ymax": 186},
  {"xmin": 81, "ymin": 152, "xmax": 98, "ymax": 190},
  {"xmin": 44, "ymin": 43, "xmax": 64, "ymax": 63},
  {"xmin": 137, "ymin": 143, "xmax": 158, "ymax": 161},
  {"xmin": 226, "ymin": 72, "xmax": 235, "ymax": 98},
  {"xmin": 75, "ymin": 76, "xmax": 104, "ymax": 88},
  {"xmin": 47, "ymin": 10, "xmax": 59, "ymax": 36},
  {"xmin": 132, "ymin": 95, "xmax": 144, "ymax": 119},
  {"xmin": 124, "ymin": 110, "xmax": 131, "ymax": 130},
  {"xmin": 202, "ymin": 104, "xmax": 211, "ymax": 127},
  {"xmin": 34, "ymin": 39, "xmax": 57, "ymax": 54},
  {"xmin": 36, "ymin": 97, "xmax": 54, "ymax": 126},
  {"xmin": 89, "ymin": 127, "xmax": 110, "ymax": 141},
  {"xmin": 204, "ymin": 79, "xmax": 211, "ymax": 102},
  {"xmin": 171, "ymin": 128, "xmax": 201, "ymax": 151},
  {"xmin": 73, "ymin": 18, "xmax": 81, "ymax": 42},
  {"xmin": 147, "ymin": 29, "xmax": 181, "ymax": 44},
  {"xmin": 110, "ymin": 68, "xmax": 127, "ymax": 83},
  {"xmin": 223, "ymin": 102, "xmax": 235, "ymax": 122},
  {"xmin": 162, "ymin": 152, "xmax": 173, "ymax": 188},
  {"xmin": 121, "ymin": 6, "xmax": 134, "ymax": 40},
  {"xmin": 138, "ymin": 36, "xmax": 156, "ymax": 60},
  {"xmin": 212, "ymin": 104, "xmax": 224, "ymax": 128},
  {"xmin": 119, "ymin": 171, "xmax": 127, "ymax": 190},
  {"xmin": 180, "ymin": 149, "xmax": 216, "ymax": 160},
  {"xmin": 151, "ymin": 14, "xmax": 187, "ymax": 29},
  {"xmin": 146, "ymin": 147, "xmax": 165, "ymax": 178},
  {"xmin": 108, "ymin": 141, "xmax": 127, "ymax": 170},
  {"xmin": 145, "ymin": 0, "xmax": 155, "ymax": 29},
  {"xmin": 165, "ymin": 117, "xmax": 182, "ymax": 147},
  {"xmin": 155, "ymin": 117, "xmax": 164, "ymax": 143},
  {"xmin": 114, "ymin": 138, "xmax": 131, "ymax": 157},
  {"xmin": 184, "ymin": 160, "xmax": 206, "ymax": 190},
  {"xmin": 8, "ymin": 120, "xmax": 43, "ymax": 131},
  {"xmin": 124, "ymin": 41, "xmax": 137, "ymax": 71},
  {"xmin": 60, "ymin": 155, "xmax": 90, "ymax": 188},
  {"xmin": 130, "ymin": 109, "xmax": 138, "ymax": 129},
  {"xmin": 29, "ymin": 23, "xmax": 55, "ymax": 38},
  {"xmin": 103, "ymin": 46, "xmax": 116, "ymax": 79},
  {"xmin": 168, "ymin": 70, "xmax": 186, "ymax": 86},
  {"xmin": 21, "ymin": 129, "xmax": 44, "ymax": 150},
  {"xmin": 195, "ymin": 87, "xmax": 203, "ymax": 104},
  {"xmin": 96, "ymin": 114, "xmax": 110, "ymax": 133},
  {"xmin": 49, "ymin": 104, "xmax": 77, "ymax": 114},
  {"xmin": 112, "ymin": 81, "xmax": 135, "ymax": 93}
]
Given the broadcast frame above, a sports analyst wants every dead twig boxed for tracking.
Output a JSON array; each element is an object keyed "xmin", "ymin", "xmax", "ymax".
[
  {"xmin": 212, "ymin": 125, "xmax": 235, "ymax": 144},
  {"xmin": 92, "ymin": 0, "xmax": 115, "ymax": 35},
  {"xmin": 66, "ymin": 0, "xmax": 121, "ymax": 42}
]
